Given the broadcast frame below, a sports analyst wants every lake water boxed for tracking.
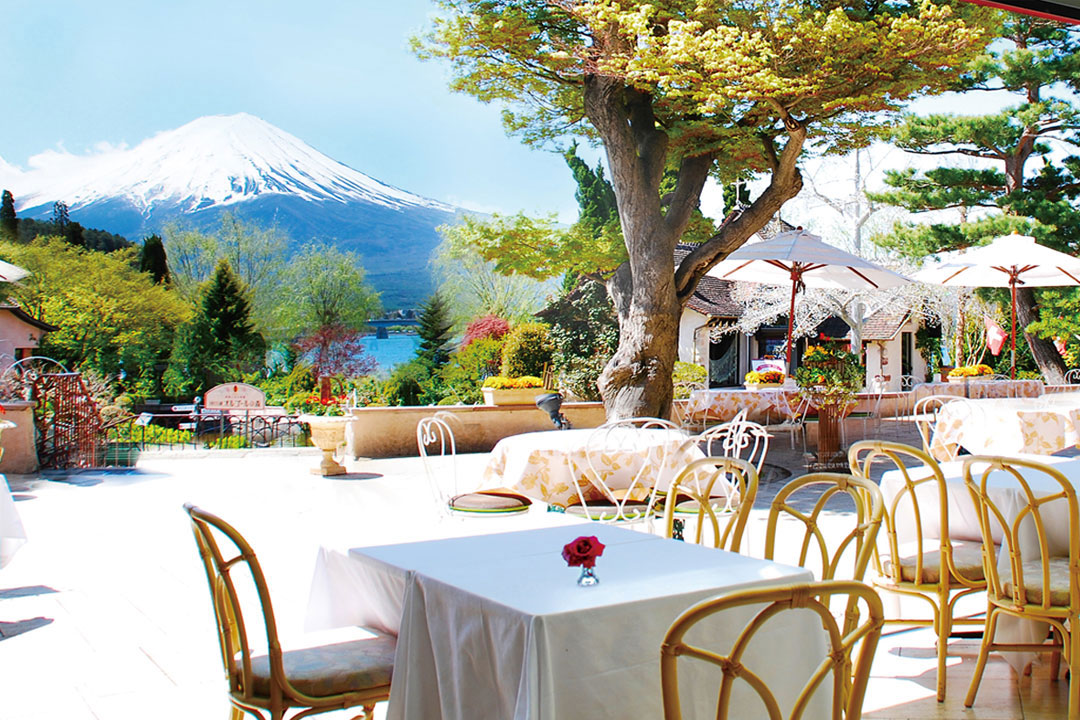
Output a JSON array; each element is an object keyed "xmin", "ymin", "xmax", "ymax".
[{"xmin": 361, "ymin": 333, "xmax": 421, "ymax": 372}]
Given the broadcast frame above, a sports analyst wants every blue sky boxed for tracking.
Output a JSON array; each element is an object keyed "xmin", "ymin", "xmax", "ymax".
[{"xmin": 0, "ymin": 0, "xmax": 588, "ymax": 220}]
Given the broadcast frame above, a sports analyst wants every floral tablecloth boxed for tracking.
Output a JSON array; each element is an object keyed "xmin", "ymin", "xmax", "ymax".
[
  {"xmin": 929, "ymin": 397, "xmax": 1080, "ymax": 461},
  {"xmin": 482, "ymin": 428, "xmax": 703, "ymax": 507},
  {"xmin": 684, "ymin": 388, "xmax": 801, "ymax": 424},
  {"xmin": 0, "ymin": 475, "xmax": 26, "ymax": 568},
  {"xmin": 911, "ymin": 379, "xmax": 1043, "ymax": 405}
]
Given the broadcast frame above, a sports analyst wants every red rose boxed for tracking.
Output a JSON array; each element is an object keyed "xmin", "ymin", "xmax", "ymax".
[{"xmin": 562, "ymin": 535, "xmax": 605, "ymax": 569}]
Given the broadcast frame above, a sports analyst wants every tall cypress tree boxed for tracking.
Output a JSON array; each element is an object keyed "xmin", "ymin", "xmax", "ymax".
[
  {"xmin": 0, "ymin": 191, "xmax": 17, "ymax": 240},
  {"xmin": 139, "ymin": 234, "xmax": 171, "ymax": 285},
  {"xmin": 417, "ymin": 291, "xmax": 453, "ymax": 368}
]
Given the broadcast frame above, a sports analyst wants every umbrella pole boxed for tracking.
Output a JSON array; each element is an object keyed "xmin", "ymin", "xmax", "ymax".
[
  {"xmin": 1010, "ymin": 279, "xmax": 1017, "ymax": 379},
  {"xmin": 786, "ymin": 277, "xmax": 798, "ymax": 370}
]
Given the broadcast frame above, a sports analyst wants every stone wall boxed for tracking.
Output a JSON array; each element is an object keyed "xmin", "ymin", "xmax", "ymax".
[{"xmin": 0, "ymin": 402, "xmax": 37, "ymax": 474}]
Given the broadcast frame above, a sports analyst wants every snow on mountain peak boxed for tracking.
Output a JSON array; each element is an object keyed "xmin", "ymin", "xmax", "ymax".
[{"xmin": 8, "ymin": 113, "xmax": 454, "ymax": 214}]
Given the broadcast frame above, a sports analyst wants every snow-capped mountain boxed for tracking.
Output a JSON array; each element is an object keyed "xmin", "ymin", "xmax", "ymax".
[{"xmin": 3, "ymin": 114, "xmax": 464, "ymax": 308}]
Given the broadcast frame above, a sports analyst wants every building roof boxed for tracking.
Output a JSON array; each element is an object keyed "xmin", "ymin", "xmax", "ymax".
[
  {"xmin": 675, "ymin": 245, "xmax": 743, "ymax": 318},
  {"xmin": 0, "ymin": 304, "xmax": 59, "ymax": 333},
  {"xmin": 861, "ymin": 307, "xmax": 911, "ymax": 341}
]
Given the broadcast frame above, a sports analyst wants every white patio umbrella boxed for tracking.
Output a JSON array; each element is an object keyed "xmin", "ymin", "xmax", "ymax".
[
  {"xmin": 706, "ymin": 228, "xmax": 911, "ymax": 367},
  {"xmin": 0, "ymin": 259, "xmax": 28, "ymax": 283},
  {"xmin": 913, "ymin": 232, "xmax": 1080, "ymax": 378}
]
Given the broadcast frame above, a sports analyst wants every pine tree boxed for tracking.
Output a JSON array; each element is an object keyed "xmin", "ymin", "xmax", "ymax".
[
  {"xmin": 870, "ymin": 16, "xmax": 1080, "ymax": 383},
  {"xmin": 0, "ymin": 191, "xmax": 17, "ymax": 240},
  {"xmin": 417, "ymin": 291, "xmax": 454, "ymax": 368},
  {"xmin": 139, "ymin": 234, "xmax": 171, "ymax": 285},
  {"xmin": 52, "ymin": 201, "xmax": 69, "ymax": 232}
]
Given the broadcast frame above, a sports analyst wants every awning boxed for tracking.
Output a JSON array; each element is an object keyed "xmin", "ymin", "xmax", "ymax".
[{"xmin": 962, "ymin": 1, "xmax": 1080, "ymax": 24}]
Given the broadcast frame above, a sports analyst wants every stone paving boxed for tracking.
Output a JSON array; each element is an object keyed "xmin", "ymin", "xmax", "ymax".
[{"xmin": 0, "ymin": 424, "xmax": 1069, "ymax": 719}]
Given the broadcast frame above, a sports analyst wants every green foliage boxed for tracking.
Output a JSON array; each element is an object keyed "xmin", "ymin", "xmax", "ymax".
[
  {"xmin": 501, "ymin": 322, "xmax": 554, "ymax": 378},
  {"xmin": 795, "ymin": 344, "xmax": 865, "ymax": 407},
  {"xmin": 139, "ymin": 234, "xmax": 170, "ymax": 285},
  {"xmin": 0, "ymin": 236, "xmax": 190, "ymax": 387},
  {"xmin": 16, "ymin": 217, "xmax": 130, "ymax": 251},
  {"xmin": 557, "ymin": 355, "xmax": 607, "ymax": 402},
  {"xmin": 204, "ymin": 435, "xmax": 250, "ymax": 450},
  {"xmin": 109, "ymin": 423, "xmax": 193, "ymax": 445},
  {"xmin": 439, "ymin": 336, "xmax": 503, "ymax": 404},
  {"xmin": 384, "ymin": 359, "xmax": 431, "ymax": 406},
  {"xmin": 0, "ymin": 190, "xmax": 16, "ymax": 240},
  {"xmin": 539, "ymin": 280, "xmax": 618, "ymax": 399},
  {"xmin": 345, "ymin": 376, "xmax": 389, "ymax": 407},
  {"xmin": 418, "ymin": 292, "xmax": 454, "ymax": 368},
  {"xmin": 914, "ymin": 326, "xmax": 944, "ymax": 381},
  {"xmin": 285, "ymin": 390, "xmax": 347, "ymax": 416},
  {"xmin": 164, "ymin": 259, "xmax": 265, "ymax": 396},
  {"xmin": 247, "ymin": 364, "xmax": 316, "ymax": 407},
  {"xmin": 277, "ymin": 241, "xmax": 381, "ymax": 334},
  {"xmin": 672, "ymin": 361, "xmax": 707, "ymax": 386}
]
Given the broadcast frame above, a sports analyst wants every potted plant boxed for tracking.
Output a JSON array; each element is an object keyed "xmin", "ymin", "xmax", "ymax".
[
  {"xmin": 744, "ymin": 369, "xmax": 786, "ymax": 390},
  {"xmin": 481, "ymin": 376, "xmax": 545, "ymax": 406},
  {"xmin": 795, "ymin": 345, "xmax": 865, "ymax": 470},
  {"xmin": 947, "ymin": 364, "xmax": 993, "ymax": 382},
  {"xmin": 288, "ymin": 391, "xmax": 349, "ymax": 476}
]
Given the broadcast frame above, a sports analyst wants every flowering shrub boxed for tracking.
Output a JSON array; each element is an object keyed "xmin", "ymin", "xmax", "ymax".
[
  {"xmin": 286, "ymin": 391, "xmax": 348, "ymax": 416},
  {"xmin": 482, "ymin": 375, "xmax": 544, "ymax": 390},
  {"xmin": 745, "ymin": 370, "xmax": 785, "ymax": 384},
  {"xmin": 948, "ymin": 364, "xmax": 993, "ymax": 378},
  {"xmin": 794, "ymin": 344, "xmax": 864, "ymax": 406},
  {"xmin": 463, "ymin": 315, "xmax": 511, "ymax": 347}
]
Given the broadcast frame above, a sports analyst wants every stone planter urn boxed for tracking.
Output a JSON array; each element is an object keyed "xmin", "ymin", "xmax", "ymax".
[
  {"xmin": 0, "ymin": 419, "xmax": 14, "ymax": 463},
  {"xmin": 300, "ymin": 414, "xmax": 349, "ymax": 476}
]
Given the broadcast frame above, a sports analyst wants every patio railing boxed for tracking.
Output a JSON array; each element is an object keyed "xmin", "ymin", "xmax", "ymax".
[{"xmin": 108, "ymin": 409, "xmax": 312, "ymax": 452}]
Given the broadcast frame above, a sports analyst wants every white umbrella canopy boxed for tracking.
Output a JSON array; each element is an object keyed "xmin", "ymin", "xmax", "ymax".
[
  {"xmin": 913, "ymin": 232, "xmax": 1080, "ymax": 377},
  {"xmin": 0, "ymin": 259, "xmax": 28, "ymax": 283},
  {"xmin": 706, "ymin": 228, "xmax": 911, "ymax": 366}
]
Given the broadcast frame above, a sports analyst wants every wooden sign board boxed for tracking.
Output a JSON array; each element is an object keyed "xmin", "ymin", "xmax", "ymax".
[{"xmin": 203, "ymin": 382, "xmax": 266, "ymax": 411}]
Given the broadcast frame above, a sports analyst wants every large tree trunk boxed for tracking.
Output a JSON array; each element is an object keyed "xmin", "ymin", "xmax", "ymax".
[{"xmin": 1017, "ymin": 287, "xmax": 1066, "ymax": 383}]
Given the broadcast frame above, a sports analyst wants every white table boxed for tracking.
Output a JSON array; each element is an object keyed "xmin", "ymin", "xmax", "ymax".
[
  {"xmin": 881, "ymin": 455, "xmax": 1080, "ymax": 671},
  {"xmin": 307, "ymin": 525, "xmax": 821, "ymax": 720},
  {"xmin": 481, "ymin": 428, "xmax": 703, "ymax": 507},
  {"xmin": 929, "ymin": 397, "xmax": 1080, "ymax": 461},
  {"xmin": 0, "ymin": 474, "xmax": 25, "ymax": 568}
]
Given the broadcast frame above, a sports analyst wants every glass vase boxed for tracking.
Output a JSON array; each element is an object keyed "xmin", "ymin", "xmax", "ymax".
[{"xmin": 577, "ymin": 566, "xmax": 599, "ymax": 586}]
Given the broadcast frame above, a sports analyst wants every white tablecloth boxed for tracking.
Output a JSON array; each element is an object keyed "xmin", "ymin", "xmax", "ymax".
[
  {"xmin": 0, "ymin": 474, "xmax": 26, "ymax": 568},
  {"xmin": 911, "ymin": 379, "xmax": 1043, "ymax": 404},
  {"xmin": 308, "ymin": 525, "xmax": 821, "ymax": 720},
  {"xmin": 929, "ymin": 397, "xmax": 1080, "ymax": 461},
  {"xmin": 881, "ymin": 455, "xmax": 1080, "ymax": 671},
  {"xmin": 685, "ymin": 388, "xmax": 798, "ymax": 424},
  {"xmin": 481, "ymin": 428, "xmax": 703, "ymax": 507}
]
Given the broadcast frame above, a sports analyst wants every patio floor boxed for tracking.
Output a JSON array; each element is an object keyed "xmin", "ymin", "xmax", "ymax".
[{"xmin": 0, "ymin": 426, "xmax": 1070, "ymax": 719}]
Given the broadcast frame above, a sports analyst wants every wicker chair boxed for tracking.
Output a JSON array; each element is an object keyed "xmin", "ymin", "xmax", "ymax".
[
  {"xmin": 660, "ymin": 580, "xmax": 884, "ymax": 720},
  {"xmin": 848, "ymin": 440, "xmax": 988, "ymax": 702},
  {"xmin": 185, "ymin": 505, "xmax": 394, "ymax": 720},
  {"xmin": 962, "ymin": 456, "xmax": 1080, "ymax": 718},
  {"xmin": 661, "ymin": 457, "xmax": 757, "ymax": 552}
]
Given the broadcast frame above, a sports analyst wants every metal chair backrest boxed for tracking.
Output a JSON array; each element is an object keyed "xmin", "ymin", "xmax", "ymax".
[
  {"xmin": 900, "ymin": 374, "xmax": 918, "ymax": 392},
  {"xmin": 764, "ymin": 472, "xmax": 883, "ymax": 584},
  {"xmin": 662, "ymin": 456, "xmax": 757, "ymax": 552},
  {"xmin": 672, "ymin": 382, "xmax": 706, "ymax": 428},
  {"xmin": 963, "ymin": 455, "xmax": 1080, "ymax": 612},
  {"xmin": 576, "ymin": 419, "xmax": 689, "ymax": 524},
  {"xmin": 185, "ymin": 504, "xmax": 286, "ymax": 708},
  {"xmin": 660, "ymin": 580, "xmax": 884, "ymax": 720},
  {"xmin": 416, "ymin": 413, "xmax": 458, "ymax": 510},
  {"xmin": 912, "ymin": 394, "xmax": 962, "ymax": 454},
  {"xmin": 1065, "ymin": 368, "xmax": 1080, "ymax": 385},
  {"xmin": 696, "ymin": 419, "xmax": 770, "ymax": 474}
]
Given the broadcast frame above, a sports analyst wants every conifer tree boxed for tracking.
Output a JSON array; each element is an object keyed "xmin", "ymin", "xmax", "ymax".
[
  {"xmin": 417, "ymin": 291, "xmax": 453, "ymax": 368},
  {"xmin": 139, "ymin": 234, "xmax": 171, "ymax": 285},
  {"xmin": 0, "ymin": 191, "xmax": 17, "ymax": 240},
  {"xmin": 871, "ymin": 15, "xmax": 1080, "ymax": 383}
]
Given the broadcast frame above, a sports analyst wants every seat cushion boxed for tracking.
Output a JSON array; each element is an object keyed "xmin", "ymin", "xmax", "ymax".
[
  {"xmin": 883, "ymin": 539, "xmax": 988, "ymax": 584},
  {"xmin": 247, "ymin": 635, "xmax": 396, "ymax": 698},
  {"xmin": 450, "ymin": 490, "xmax": 531, "ymax": 514},
  {"xmin": 1003, "ymin": 557, "xmax": 1072, "ymax": 606},
  {"xmin": 565, "ymin": 498, "xmax": 650, "ymax": 520}
]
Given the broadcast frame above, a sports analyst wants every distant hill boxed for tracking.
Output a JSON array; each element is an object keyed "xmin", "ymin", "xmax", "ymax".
[{"xmin": 0, "ymin": 113, "xmax": 466, "ymax": 308}]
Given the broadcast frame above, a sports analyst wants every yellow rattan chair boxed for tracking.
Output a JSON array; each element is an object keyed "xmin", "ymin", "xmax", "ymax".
[
  {"xmin": 764, "ymin": 473, "xmax": 883, "ymax": 585},
  {"xmin": 661, "ymin": 457, "xmax": 757, "ymax": 552},
  {"xmin": 961, "ymin": 456, "xmax": 1080, "ymax": 718},
  {"xmin": 660, "ymin": 580, "xmax": 884, "ymax": 720},
  {"xmin": 185, "ymin": 505, "xmax": 394, "ymax": 720},
  {"xmin": 848, "ymin": 440, "xmax": 987, "ymax": 702}
]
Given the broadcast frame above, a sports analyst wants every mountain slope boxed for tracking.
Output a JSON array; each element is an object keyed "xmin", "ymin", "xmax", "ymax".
[{"xmin": 6, "ymin": 114, "xmax": 463, "ymax": 308}]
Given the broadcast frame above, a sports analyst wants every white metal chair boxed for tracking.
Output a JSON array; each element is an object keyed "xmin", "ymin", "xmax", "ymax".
[
  {"xmin": 696, "ymin": 418, "xmax": 770, "ymax": 474},
  {"xmin": 672, "ymin": 381, "xmax": 706, "ymax": 430},
  {"xmin": 417, "ymin": 414, "xmax": 531, "ymax": 516},
  {"xmin": 1066, "ymin": 368, "xmax": 1080, "ymax": 385},
  {"xmin": 912, "ymin": 394, "xmax": 963, "ymax": 455},
  {"xmin": 763, "ymin": 393, "xmax": 809, "ymax": 450},
  {"xmin": 569, "ymin": 418, "xmax": 689, "ymax": 526}
]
